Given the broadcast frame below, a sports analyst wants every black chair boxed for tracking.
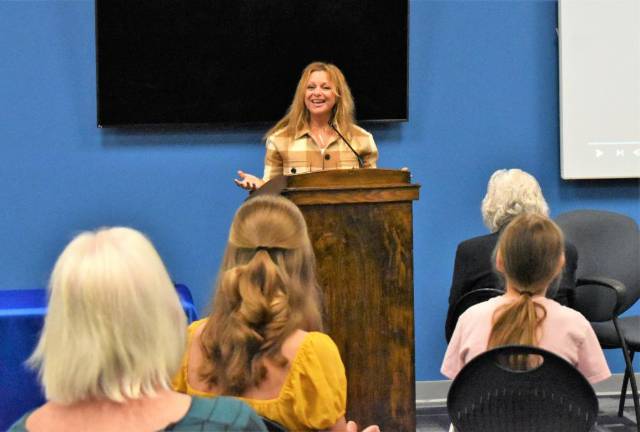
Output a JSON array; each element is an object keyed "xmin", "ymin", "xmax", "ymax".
[
  {"xmin": 446, "ymin": 288, "xmax": 504, "ymax": 342},
  {"xmin": 260, "ymin": 417, "xmax": 288, "ymax": 432},
  {"xmin": 447, "ymin": 345, "xmax": 599, "ymax": 432},
  {"xmin": 556, "ymin": 209, "xmax": 640, "ymax": 427}
]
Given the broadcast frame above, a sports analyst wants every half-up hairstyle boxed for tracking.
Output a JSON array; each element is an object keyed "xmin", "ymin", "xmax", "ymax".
[
  {"xmin": 265, "ymin": 61, "xmax": 357, "ymax": 140},
  {"xmin": 200, "ymin": 195, "xmax": 323, "ymax": 395},
  {"xmin": 487, "ymin": 213, "xmax": 564, "ymax": 350}
]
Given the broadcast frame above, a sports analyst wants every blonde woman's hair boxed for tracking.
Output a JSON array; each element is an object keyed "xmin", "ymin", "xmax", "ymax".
[
  {"xmin": 481, "ymin": 169, "xmax": 550, "ymax": 232},
  {"xmin": 265, "ymin": 61, "xmax": 357, "ymax": 140},
  {"xmin": 28, "ymin": 227, "xmax": 187, "ymax": 404},
  {"xmin": 487, "ymin": 214, "xmax": 564, "ymax": 350},
  {"xmin": 200, "ymin": 195, "xmax": 323, "ymax": 395}
]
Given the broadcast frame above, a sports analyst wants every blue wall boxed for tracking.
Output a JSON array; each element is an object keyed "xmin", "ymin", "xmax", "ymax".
[{"xmin": 1, "ymin": 0, "xmax": 637, "ymax": 381}]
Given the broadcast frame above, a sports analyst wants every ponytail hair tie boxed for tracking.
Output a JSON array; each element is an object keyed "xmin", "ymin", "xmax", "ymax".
[{"xmin": 520, "ymin": 291, "xmax": 533, "ymax": 297}]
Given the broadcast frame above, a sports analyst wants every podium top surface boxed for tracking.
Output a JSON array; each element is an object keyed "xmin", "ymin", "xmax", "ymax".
[
  {"xmin": 285, "ymin": 168, "xmax": 412, "ymax": 188},
  {"xmin": 282, "ymin": 169, "xmax": 419, "ymax": 205},
  {"xmin": 250, "ymin": 169, "xmax": 420, "ymax": 205}
]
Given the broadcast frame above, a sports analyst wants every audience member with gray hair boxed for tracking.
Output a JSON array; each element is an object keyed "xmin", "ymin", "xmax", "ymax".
[
  {"xmin": 9, "ymin": 227, "xmax": 266, "ymax": 432},
  {"xmin": 444, "ymin": 169, "xmax": 578, "ymax": 342}
]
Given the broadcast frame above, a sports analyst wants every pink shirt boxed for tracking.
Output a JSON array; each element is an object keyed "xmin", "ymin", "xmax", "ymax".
[{"xmin": 441, "ymin": 296, "xmax": 611, "ymax": 384}]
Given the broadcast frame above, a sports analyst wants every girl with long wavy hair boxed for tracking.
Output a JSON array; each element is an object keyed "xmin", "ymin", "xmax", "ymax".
[
  {"xmin": 441, "ymin": 213, "xmax": 610, "ymax": 384},
  {"xmin": 173, "ymin": 195, "xmax": 377, "ymax": 432},
  {"xmin": 234, "ymin": 62, "xmax": 378, "ymax": 191}
]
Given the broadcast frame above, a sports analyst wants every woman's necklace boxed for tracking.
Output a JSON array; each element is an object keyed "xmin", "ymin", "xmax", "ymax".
[{"xmin": 312, "ymin": 127, "xmax": 332, "ymax": 149}]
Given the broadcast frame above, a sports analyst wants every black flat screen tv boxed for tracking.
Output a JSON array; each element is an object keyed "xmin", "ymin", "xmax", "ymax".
[{"xmin": 95, "ymin": 0, "xmax": 408, "ymax": 127}]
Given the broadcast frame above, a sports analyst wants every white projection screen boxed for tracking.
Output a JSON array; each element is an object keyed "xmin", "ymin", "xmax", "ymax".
[{"xmin": 558, "ymin": 0, "xmax": 640, "ymax": 179}]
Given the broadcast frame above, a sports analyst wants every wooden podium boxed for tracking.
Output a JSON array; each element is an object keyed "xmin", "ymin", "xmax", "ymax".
[{"xmin": 261, "ymin": 169, "xmax": 420, "ymax": 431}]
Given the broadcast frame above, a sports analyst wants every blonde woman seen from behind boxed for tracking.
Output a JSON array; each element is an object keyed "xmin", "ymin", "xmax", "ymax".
[
  {"xmin": 235, "ymin": 62, "xmax": 378, "ymax": 190},
  {"xmin": 9, "ymin": 227, "xmax": 266, "ymax": 432},
  {"xmin": 442, "ymin": 214, "xmax": 610, "ymax": 384},
  {"xmin": 173, "ymin": 196, "xmax": 379, "ymax": 432}
]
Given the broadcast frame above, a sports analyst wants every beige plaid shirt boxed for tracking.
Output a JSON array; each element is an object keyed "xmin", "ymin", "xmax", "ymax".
[{"xmin": 262, "ymin": 126, "xmax": 378, "ymax": 181}]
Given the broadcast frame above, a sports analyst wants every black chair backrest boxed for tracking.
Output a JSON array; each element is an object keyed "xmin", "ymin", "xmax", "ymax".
[
  {"xmin": 448, "ymin": 288, "xmax": 504, "ymax": 340},
  {"xmin": 447, "ymin": 345, "xmax": 598, "ymax": 432},
  {"xmin": 556, "ymin": 209, "xmax": 640, "ymax": 314},
  {"xmin": 260, "ymin": 416, "xmax": 288, "ymax": 432}
]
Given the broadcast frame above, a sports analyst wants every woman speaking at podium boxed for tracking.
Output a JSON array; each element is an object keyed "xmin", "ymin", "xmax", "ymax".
[{"xmin": 234, "ymin": 62, "xmax": 378, "ymax": 191}]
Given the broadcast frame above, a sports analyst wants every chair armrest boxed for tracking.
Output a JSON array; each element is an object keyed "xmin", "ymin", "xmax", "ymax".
[
  {"xmin": 573, "ymin": 276, "xmax": 627, "ymax": 321},
  {"xmin": 576, "ymin": 276, "xmax": 627, "ymax": 311},
  {"xmin": 576, "ymin": 276, "xmax": 626, "ymax": 295}
]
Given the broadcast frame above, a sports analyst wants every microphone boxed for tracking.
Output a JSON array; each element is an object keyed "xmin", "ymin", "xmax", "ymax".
[{"xmin": 328, "ymin": 121, "xmax": 364, "ymax": 168}]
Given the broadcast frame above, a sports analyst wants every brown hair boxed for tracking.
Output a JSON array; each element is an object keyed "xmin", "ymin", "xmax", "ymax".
[
  {"xmin": 265, "ymin": 62, "xmax": 357, "ymax": 140},
  {"xmin": 487, "ymin": 213, "xmax": 564, "ymax": 349},
  {"xmin": 199, "ymin": 195, "xmax": 323, "ymax": 395}
]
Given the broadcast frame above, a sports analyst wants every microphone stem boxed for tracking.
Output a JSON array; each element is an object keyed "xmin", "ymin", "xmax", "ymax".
[{"xmin": 328, "ymin": 122, "xmax": 365, "ymax": 168}]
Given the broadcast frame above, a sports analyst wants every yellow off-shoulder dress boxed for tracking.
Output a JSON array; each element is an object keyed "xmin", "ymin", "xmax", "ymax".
[{"xmin": 172, "ymin": 319, "xmax": 347, "ymax": 432}]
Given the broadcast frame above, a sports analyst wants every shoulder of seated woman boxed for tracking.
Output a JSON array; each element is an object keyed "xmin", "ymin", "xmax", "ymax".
[
  {"xmin": 187, "ymin": 322, "xmax": 208, "ymax": 373},
  {"xmin": 24, "ymin": 404, "xmax": 48, "ymax": 432},
  {"xmin": 25, "ymin": 402, "xmax": 79, "ymax": 431},
  {"xmin": 281, "ymin": 329, "xmax": 309, "ymax": 361}
]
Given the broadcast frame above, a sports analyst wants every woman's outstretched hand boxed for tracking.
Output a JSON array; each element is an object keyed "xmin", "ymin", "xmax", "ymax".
[
  {"xmin": 234, "ymin": 170, "xmax": 265, "ymax": 191},
  {"xmin": 346, "ymin": 420, "xmax": 380, "ymax": 432}
]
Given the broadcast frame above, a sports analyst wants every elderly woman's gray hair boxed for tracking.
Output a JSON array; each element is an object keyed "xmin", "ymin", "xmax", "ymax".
[
  {"xmin": 481, "ymin": 169, "xmax": 549, "ymax": 232},
  {"xmin": 28, "ymin": 227, "xmax": 187, "ymax": 404}
]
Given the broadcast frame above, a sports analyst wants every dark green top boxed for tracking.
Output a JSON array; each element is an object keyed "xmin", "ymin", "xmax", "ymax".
[{"xmin": 9, "ymin": 396, "xmax": 268, "ymax": 432}]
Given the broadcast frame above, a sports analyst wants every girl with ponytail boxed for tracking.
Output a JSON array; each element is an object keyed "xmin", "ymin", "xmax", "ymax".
[
  {"xmin": 442, "ymin": 213, "xmax": 610, "ymax": 384},
  {"xmin": 173, "ymin": 195, "xmax": 378, "ymax": 432}
]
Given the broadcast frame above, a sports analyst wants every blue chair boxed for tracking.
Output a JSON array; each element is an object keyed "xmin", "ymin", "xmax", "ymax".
[
  {"xmin": 0, "ymin": 283, "xmax": 198, "ymax": 430},
  {"xmin": 174, "ymin": 283, "xmax": 199, "ymax": 323}
]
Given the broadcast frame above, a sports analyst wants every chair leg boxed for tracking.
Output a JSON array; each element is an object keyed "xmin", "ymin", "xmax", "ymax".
[
  {"xmin": 619, "ymin": 351, "xmax": 635, "ymax": 417},
  {"xmin": 626, "ymin": 360, "xmax": 640, "ymax": 432},
  {"xmin": 612, "ymin": 318, "xmax": 640, "ymax": 431}
]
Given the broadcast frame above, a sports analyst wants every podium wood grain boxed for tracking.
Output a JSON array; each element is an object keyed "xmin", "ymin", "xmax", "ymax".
[{"xmin": 279, "ymin": 169, "xmax": 419, "ymax": 432}]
